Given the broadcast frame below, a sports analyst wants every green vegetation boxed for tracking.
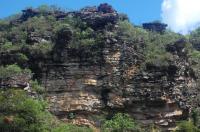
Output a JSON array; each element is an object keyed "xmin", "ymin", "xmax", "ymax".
[
  {"xmin": 173, "ymin": 109, "xmax": 200, "ymax": 132},
  {"xmin": 0, "ymin": 20, "xmax": 9, "ymax": 31},
  {"xmin": 189, "ymin": 27, "xmax": 200, "ymax": 46},
  {"xmin": 190, "ymin": 50, "xmax": 200, "ymax": 60},
  {"xmin": 102, "ymin": 113, "xmax": 142, "ymax": 132},
  {"xmin": 176, "ymin": 121, "xmax": 200, "ymax": 132},
  {"xmin": 191, "ymin": 110, "xmax": 200, "ymax": 127},
  {"xmin": 26, "ymin": 42, "xmax": 53, "ymax": 57},
  {"xmin": 16, "ymin": 53, "xmax": 29, "ymax": 63},
  {"xmin": 117, "ymin": 20, "xmax": 149, "ymax": 42},
  {"xmin": 1, "ymin": 4, "xmax": 200, "ymax": 132},
  {"xmin": 0, "ymin": 89, "xmax": 52, "ymax": 132},
  {"xmin": 0, "ymin": 64, "xmax": 31, "ymax": 79},
  {"xmin": 0, "ymin": 89, "xmax": 92, "ymax": 132},
  {"xmin": 0, "ymin": 4, "xmax": 197, "ymax": 69},
  {"xmin": 143, "ymin": 31, "xmax": 182, "ymax": 67},
  {"xmin": 0, "ymin": 42, "xmax": 22, "ymax": 53},
  {"xmin": 30, "ymin": 80, "xmax": 45, "ymax": 94},
  {"xmin": 52, "ymin": 123, "xmax": 92, "ymax": 132}
]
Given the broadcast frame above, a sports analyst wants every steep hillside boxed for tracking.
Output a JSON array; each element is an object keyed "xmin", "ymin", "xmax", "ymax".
[{"xmin": 1, "ymin": 3, "xmax": 200, "ymax": 132}]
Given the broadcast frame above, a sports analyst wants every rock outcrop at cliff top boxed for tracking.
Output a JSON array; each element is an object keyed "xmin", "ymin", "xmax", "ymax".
[
  {"xmin": 17, "ymin": 3, "xmax": 119, "ymax": 30},
  {"xmin": 143, "ymin": 22, "xmax": 168, "ymax": 33},
  {"xmin": 21, "ymin": 8, "xmax": 40, "ymax": 21},
  {"xmin": 73, "ymin": 3, "xmax": 119, "ymax": 29}
]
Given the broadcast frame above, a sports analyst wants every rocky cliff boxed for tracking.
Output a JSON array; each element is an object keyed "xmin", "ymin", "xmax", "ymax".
[
  {"xmin": 39, "ymin": 5, "xmax": 197, "ymax": 131},
  {"xmin": 1, "ymin": 3, "xmax": 200, "ymax": 131},
  {"xmin": 44, "ymin": 37, "xmax": 196, "ymax": 131}
]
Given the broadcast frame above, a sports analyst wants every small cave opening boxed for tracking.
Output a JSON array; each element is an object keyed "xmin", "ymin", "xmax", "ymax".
[
  {"xmin": 145, "ymin": 100, "xmax": 166, "ymax": 108},
  {"xmin": 101, "ymin": 88, "xmax": 111, "ymax": 106},
  {"xmin": 167, "ymin": 65, "xmax": 178, "ymax": 76}
]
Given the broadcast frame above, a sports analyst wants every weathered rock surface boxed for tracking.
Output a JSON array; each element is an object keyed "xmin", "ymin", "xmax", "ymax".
[
  {"xmin": 21, "ymin": 8, "xmax": 40, "ymax": 21},
  {"xmin": 143, "ymin": 22, "xmax": 168, "ymax": 33},
  {"xmin": 1, "ymin": 3, "xmax": 199, "ymax": 131},
  {"xmin": 41, "ymin": 30, "xmax": 197, "ymax": 131},
  {"xmin": 72, "ymin": 4, "xmax": 119, "ymax": 29},
  {"xmin": 0, "ymin": 73, "xmax": 31, "ymax": 89}
]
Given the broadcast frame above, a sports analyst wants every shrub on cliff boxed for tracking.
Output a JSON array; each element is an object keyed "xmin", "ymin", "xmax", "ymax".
[
  {"xmin": 176, "ymin": 121, "xmax": 200, "ymax": 132},
  {"xmin": 0, "ymin": 88, "xmax": 93, "ymax": 132},
  {"xmin": 0, "ymin": 42, "xmax": 22, "ymax": 53},
  {"xmin": 30, "ymin": 80, "xmax": 45, "ymax": 94},
  {"xmin": 189, "ymin": 27, "xmax": 200, "ymax": 50},
  {"xmin": 117, "ymin": 20, "xmax": 148, "ymax": 43},
  {"xmin": 0, "ymin": 20, "xmax": 9, "ymax": 31},
  {"xmin": 0, "ymin": 64, "xmax": 31, "ymax": 79},
  {"xmin": 143, "ymin": 31, "xmax": 182, "ymax": 67},
  {"xmin": 26, "ymin": 42, "xmax": 53, "ymax": 57},
  {"xmin": 102, "ymin": 113, "xmax": 142, "ymax": 132},
  {"xmin": 0, "ymin": 89, "xmax": 53, "ymax": 132},
  {"xmin": 189, "ymin": 109, "xmax": 200, "ymax": 129},
  {"xmin": 16, "ymin": 53, "xmax": 29, "ymax": 64},
  {"xmin": 7, "ymin": 26, "xmax": 27, "ymax": 44},
  {"xmin": 189, "ymin": 50, "xmax": 200, "ymax": 66},
  {"xmin": 52, "ymin": 123, "xmax": 93, "ymax": 132},
  {"xmin": 144, "ymin": 46, "xmax": 173, "ymax": 67},
  {"xmin": 70, "ymin": 24, "xmax": 96, "ymax": 48}
]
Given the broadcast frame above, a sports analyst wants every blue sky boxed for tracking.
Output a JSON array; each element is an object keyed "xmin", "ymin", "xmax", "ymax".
[{"xmin": 0, "ymin": 0, "xmax": 163, "ymax": 25}]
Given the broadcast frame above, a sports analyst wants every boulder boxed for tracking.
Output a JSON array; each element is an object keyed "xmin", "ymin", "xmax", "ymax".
[
  {"xmin": 143, "ymin": 22, "xmax": 167, "ymax": 33},
  {"xmin": 73, "ymin": 3, "xmax": 119, "ymax": 29},
  {"xmin": 0, "ymin": 73, "xmax": 32, "ymax": 89},
  {"xmin": 97, "ymin": 3, "xmax": 116, "ymax": 13},
  {"xmin": 21, "ymin": 8, "xmax": 40, "ymax": 21}
]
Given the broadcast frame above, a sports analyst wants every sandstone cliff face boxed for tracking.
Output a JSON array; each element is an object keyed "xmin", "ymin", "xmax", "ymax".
[
  {"xmin": 44, "ymin": 44, "xmax": 195, "ymax": 131},
  {"xmin": 37, "ymin": 7, "xmax": 198, "ymax": 130},
  {"xmin": 1, "ymin": 3, "xmax": 199, "ymax": 131}
]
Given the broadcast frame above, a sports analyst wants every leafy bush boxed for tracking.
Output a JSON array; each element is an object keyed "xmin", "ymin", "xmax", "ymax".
[
  {"xmin": 143, "ymin": 31, "xmax": 183, "ymax": 67},
  {"xmin": 102, "ymin": 113, "xmax": 141, "ymax": 132},
  {"xmin": 176, "ymin": 121, "xmax": 200, "ymax": 132},
  {"xmin": 0, "ymin": 64, "xmax": 31, "ymax": 78},
  {"xmin": 0, "ymin": 89, "xmax": 53, "ymax": 132},
  {"xmin": 0, "ymin": 64, "xmax": 22, "ymax": 78},
  {"xmin": 0, "ymin": 20, "xmax": 10, "ymax": 31},
  {"xmin": 52, "ymin": 123, "xmax": 93, "ymax": 132},
  {"xmin": 16, "ymin": 53, "xmax": 29, "ymax": 63},
  {"xmin": 144, "ymin": 44, "xmax": 173, "ymax": 67},
  {"xmin": 30, "ymin": 80, "xmax": 45, "ymax": 94},
  {"xmin": 191, "ymin": 109, "xmax": 200, "ymax": 127},
  {"xmin": 189, "ymin": 27, "xmax": 200, "ymax": 48},
  {"xmin": 7, "ymin": 26, "xmax": 27, "ymax": 44},
  {"xmin": 54, "ymin": 24, "xmax": 73, "ymax": 43},
  {"xmin": 189, "ymin": 50, "xmax": 200, "ymax": 62},
  {"xmin": 37, "ymin": 5, "xmax": 53, "ymax": 14},
  {"xmin": 0, "ymin": 89, "xmax": 93, "ymax": 132},
  {"xmin": 24, "ymin": 16, "xmax": 55, "ymax": 36},
  {"xmin": 117, "ymin": 20, "xmax": 149, "ymax": 42},
  {"xmin": 70, "ymin": 26, "xmax": 96, "ymax": 48},
  {"xmin": 0, "ymin": 62, "xmax": 90, "ymax": 131},
  {"xmin": 0, "ymin": 42, "xmax": 22, "ymax": 53},
  {"xmin": 148, "ymin": 124, "xmax": 161, "ymax": 132},
  {"xmin": 26, "ymin": 42, "xmax": 53, "ymax": 57}
]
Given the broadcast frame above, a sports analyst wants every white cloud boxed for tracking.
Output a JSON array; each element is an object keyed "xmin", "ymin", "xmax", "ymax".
[{"xmin": 161, "ymin": 0, "xmax": 200, "ymax": 34}]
